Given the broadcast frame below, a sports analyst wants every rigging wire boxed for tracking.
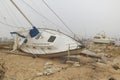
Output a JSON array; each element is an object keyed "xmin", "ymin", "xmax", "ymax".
[
  {"xmin": 42, "ymin": 0, "xmax": 75, "ymax": 35},
  {"xmin": 0, "ymin": 0, "xmax": 25, "ymax": 29},
  {"xmin": 29, "ymin": 0, "xmax": 68, "ymax": 32},
  {"xmin": 6, "ymin": 0, "xmax": 24, "ymax": 27},
  {"xmin": 42, "ymin": 0, "xmax": 83, "ymax": 43},
  {"xmin": 10, "ymin": 0, "xmax": 34, "ymax": 27},
  {"xmin": 0, "ymin": 2, "xmax": 7, "ymax": 21},
  {"xmin": 2, "ymin": 0, "xmax": 18, "ymax": 27},
  {"xmin": 0, "ymin": 9, "xmax": 5, "ymax": 19},
  {"xmin": 0, "ymin": 20, "xmax": 21, "ymax": 28},
  {"xmin": 21, "ymin": 0, "xmax": 60, "ymax": 28}
]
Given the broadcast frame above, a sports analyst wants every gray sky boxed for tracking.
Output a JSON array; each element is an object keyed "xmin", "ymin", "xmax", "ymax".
[{"xmin": 0, "ymin": 0, "xmax": 120, "ymax": 38}]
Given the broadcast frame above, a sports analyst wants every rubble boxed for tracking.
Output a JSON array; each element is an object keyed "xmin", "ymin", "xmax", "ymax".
[
  {"xmin": 44, "ymin": 62, "xmax": 53, "ymax": 69},
  {"xmin": 37, "ymin": 62, "xmax": 66, "ymax": 76},
  {"xmin": 73, "ymin": 62, "xmax": 80, "ymax": 67},
  {"xmin": 81, "ymin": 50, "xmax": 101, "ymax": 58}
]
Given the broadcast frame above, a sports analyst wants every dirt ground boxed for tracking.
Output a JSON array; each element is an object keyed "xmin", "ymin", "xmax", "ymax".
[{"xmin": 0, "ymin": 42, "xmax": 120, "ymax": 80}]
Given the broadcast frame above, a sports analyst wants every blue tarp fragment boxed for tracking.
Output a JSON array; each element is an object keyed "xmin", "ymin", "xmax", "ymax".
[{"xmin": 29, "ymin": 26, "xmax": 39, "ymax": 38}]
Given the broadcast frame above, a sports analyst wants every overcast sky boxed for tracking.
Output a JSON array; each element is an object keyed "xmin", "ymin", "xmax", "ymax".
[{"xmin": 0, "ymin": 0, "xmax": 120, "ymax": 38}]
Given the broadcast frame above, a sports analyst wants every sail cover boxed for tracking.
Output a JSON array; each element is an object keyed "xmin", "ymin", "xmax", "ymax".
[{"xmin": 29, "ymin": 26, "xmax": 40, "ymax": 38}]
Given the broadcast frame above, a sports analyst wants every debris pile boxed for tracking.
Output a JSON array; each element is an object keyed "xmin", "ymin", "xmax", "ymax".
[{"xmin": 37, "ymin": 62, "xmax": 66, "ymax": 76}]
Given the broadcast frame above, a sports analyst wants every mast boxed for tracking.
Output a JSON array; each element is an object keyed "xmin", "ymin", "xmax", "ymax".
[{"xmin": 10, "ymin": 0, "xmax": 34, "ymax": 27}]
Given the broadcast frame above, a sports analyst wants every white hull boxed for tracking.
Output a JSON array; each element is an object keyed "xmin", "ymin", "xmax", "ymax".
[
  {"xmin": 93, "ymin": 39, "xmax": 112, "ymax": 44},
  {"xmin": 12, "ymin": 28, "xmax": 82, "ymax": 55}
]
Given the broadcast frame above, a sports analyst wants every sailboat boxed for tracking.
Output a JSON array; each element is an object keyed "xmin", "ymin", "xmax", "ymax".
[{"xmin": 9, "ymin": 0, "xmax": 84, "ymax": 57}]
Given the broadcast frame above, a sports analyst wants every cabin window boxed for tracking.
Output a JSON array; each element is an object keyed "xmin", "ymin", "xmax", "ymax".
[{"xmin": 48, "ymin": 36, "xmax": 56, "ymax": 42}]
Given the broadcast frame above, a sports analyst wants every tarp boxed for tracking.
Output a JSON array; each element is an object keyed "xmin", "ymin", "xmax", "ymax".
[{"xmin": 29, "ymin": 26, "xmax": 39, "ymax": 38}]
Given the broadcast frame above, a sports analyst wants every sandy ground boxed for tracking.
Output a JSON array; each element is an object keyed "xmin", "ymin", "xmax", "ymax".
[{"xmin": 0, "ymin": 43, "xmax": 120, "ymax": 80}]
